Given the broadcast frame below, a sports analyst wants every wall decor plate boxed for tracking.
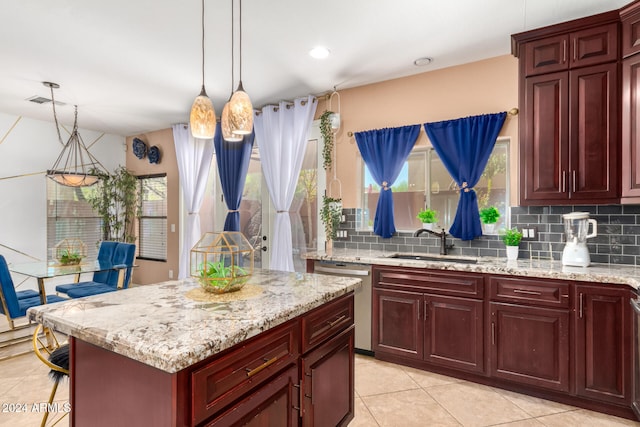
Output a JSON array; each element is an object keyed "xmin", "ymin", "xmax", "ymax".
[
  {"xmin": 148, "ymin": 145, "xmax": 161, "ymax": 164},
  {"xmin": 132, "ymin": 137, "xmax": 147, "ymax": 159}
]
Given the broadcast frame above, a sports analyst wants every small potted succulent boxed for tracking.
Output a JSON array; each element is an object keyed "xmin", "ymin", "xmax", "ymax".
[
  {"xmin": 479, "ymin": 206, "xmax": 500, "ymax": 234},
  {"xmin": 417, "ymin": 208, "xmax": 438, "ymax": 230},
  {"xmin": 500, "ymin": 227, "xmax": 523, "ymax": 260}
]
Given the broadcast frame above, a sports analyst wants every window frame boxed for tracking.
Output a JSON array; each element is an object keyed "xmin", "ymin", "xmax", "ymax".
[{"xmin": 136, "ymin": 173, "xmax": 167, "ymax": 262}]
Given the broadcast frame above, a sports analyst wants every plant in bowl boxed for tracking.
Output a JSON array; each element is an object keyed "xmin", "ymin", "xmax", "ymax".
[
  {"xmin": 59, "ymin": 249, "xmax": 83, "ymax": 266},
  {"xmin": 198, "ymin": 260, "xmax": 249, "ymax": 294},
  {"xmin": 417, "ymin": 208, "xmax": 438, "ymax": 230}
]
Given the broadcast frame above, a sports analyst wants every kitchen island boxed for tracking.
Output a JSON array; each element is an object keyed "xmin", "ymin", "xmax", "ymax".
[{"xmin": 27, "ymin": 269, "xmax": 361, "ymax": 427}]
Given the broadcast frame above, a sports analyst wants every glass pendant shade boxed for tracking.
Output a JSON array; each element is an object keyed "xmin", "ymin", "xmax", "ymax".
[
  {"xmin": 48, "ymin": 171, "xmax": 99, "ymax": 187},
  {"xmin": 229, "ymin": 82, "xmax": 253, "ymax": 135},
  {"xmin": 221, "ymin": 102, "xmax": 243, "ymax": 142},
  {"xmin": 190, "ymin": 86, "xmax": 216, "ymax": 139}
]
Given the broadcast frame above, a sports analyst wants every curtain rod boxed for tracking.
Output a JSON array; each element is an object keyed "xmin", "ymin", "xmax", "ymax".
[
  {"xmin": 345, "ymin": 108, "xmax": 519, "ymax": 138},
  {"xmin": 254, "ymin": 96, "xmax": 317, "ymax": 116}
]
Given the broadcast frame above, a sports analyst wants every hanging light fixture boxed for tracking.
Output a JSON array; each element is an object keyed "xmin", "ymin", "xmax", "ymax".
[
  {"xmin": 228, "ymin": 0, "xmax": 253, "ymax": 135},
  {"xmin": 189, "ymin": 0, "xmax": 216, "ymax": 139},
  {"xmin": 45, "ymin": 82, "xmax": 107, "ymax": 187},
  {"xmin": 221, "ymin": 0, "xmax": 242, "ymax": 142}
]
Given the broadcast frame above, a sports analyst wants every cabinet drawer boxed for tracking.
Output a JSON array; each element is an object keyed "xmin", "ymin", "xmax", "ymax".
[
  {"xmin": 191, "ymin": 320, "xmax": 300, "ymax": 425},
  {"xmin": 375, "ymin": 267, "xmax": 484, "ymax": 298},
  {"xmin": 302, "ymin": 293, "xmax": 354, "ymax": 353},
  {"xmin": 489, "ymin": 276, "xmax": 570, "ymax": 308}
]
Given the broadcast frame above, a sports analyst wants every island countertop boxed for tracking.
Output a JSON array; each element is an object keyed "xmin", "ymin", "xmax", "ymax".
[
  {"xmin": 304, "ymin": 248, "xmax": 640, "ymax": 290},
  {"xmin": 27, "ymin": 269, "xmax": 361, "ymax": 373}
]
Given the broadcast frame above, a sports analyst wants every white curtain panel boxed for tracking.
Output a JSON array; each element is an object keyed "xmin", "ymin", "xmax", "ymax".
[
  {"xmin": 254, "ymin": 95, "xmax": 317, "ymax": 271},
  {"xmin": 172, "ymin": 124, "xmax": 214, "ymax": 279}
]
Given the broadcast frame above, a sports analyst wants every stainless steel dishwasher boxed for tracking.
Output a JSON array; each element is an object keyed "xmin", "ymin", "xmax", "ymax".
[{"xmin": 313, "ymin": 260, "xmax": 372, "ymax": 355}]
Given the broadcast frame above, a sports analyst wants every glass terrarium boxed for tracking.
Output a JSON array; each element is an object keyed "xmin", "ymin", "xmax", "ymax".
[
  {"xmin": 53, "ymin": 238, "xmax": 87, "ymax": 265},
  {"xmin": 190, "ymin": 232, "xmax": 254, "ymax": 294}
]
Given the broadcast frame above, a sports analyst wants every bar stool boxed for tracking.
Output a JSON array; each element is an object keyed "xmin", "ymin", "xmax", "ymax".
[{"xmin": 32, "ymin": 324, "xmax": 69, "ymax": 427}]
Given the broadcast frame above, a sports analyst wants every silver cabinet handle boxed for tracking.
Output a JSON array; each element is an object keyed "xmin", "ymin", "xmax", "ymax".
[
  {"xmin": 562, "ymin": 171, "xmax": 566, "ymax": 193},
  {"xmin": 513, "ymin": 289, "xmax": 542, "ymax": 296},
  {"xmin": 491, "ymin": 322, "xmax": 496, "ymax": 345},
  {"xmin": 563, "ymin": 39, "xmax": 567, "ymax": 63},
  {"xmin": 313, "ymin": 266, "xmax": 369, "ymax": 276},
  {"xmin": 572, "ymin": 170, "xmax": 576, "ymax": 193},
  {"xmin": 579, "ymin": 293, "xmax": 584, "ymax": 318}
]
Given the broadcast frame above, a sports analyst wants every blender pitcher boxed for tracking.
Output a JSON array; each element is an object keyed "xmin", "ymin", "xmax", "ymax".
[{"xmin": 561, "ymin": 212, "xmax": 597, "ymax": 267}]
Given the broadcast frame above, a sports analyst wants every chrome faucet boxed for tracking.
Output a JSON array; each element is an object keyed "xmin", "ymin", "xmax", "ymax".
[{"xmin": 413, "ymin": 227, "xmax": 454, "ymax": 255}]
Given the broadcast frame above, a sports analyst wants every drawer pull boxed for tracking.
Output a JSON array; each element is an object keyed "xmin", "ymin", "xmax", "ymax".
[
  {"xmin": 513, "ymin": 289, "xmax": 542, "ymax": 296},
  {"xmin": 327, "ymin": 315, "xmax": 347, "ymax": 328},
  {"xmin": 245, "ymin": 356, "xmax": 279, "ymax": 378}
]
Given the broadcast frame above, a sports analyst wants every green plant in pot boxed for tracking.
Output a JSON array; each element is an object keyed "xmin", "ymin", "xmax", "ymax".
[
  {"xmin": 500, "ymin": 227, "xmax": 523, "ymax": 261},
  {"xmin": 479, "ymin": 206, "xmax": 500, "ymax": 233},
  {"xmin": 417, "ymin": 208, "xmax": 438, "ymax": 230},
  {"xmin": 59, "ymin": 249, "xmax": 83, "ymax": 266},
  {"xmin": 321, "ymin": 195, "xmax": 342, "ymax": 244}
]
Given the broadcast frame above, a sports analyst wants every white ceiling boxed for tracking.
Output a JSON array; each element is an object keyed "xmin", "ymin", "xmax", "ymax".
[{"xmin": 0, "ymin": 0, "xmax": 628, "ymax": 137}]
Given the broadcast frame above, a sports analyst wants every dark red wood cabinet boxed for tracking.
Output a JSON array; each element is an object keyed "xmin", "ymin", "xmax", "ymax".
[
  {"xmin": 488, "ymin": 276, "xmax": 571, "ymax": 392},
  {"xmin": 621, "ymin": 2, "xmax": 640, "ymax": 202},
  {"xmin": 575, "ymin": 284, "xmax": 632, "ymax": 406},
  {"xmin": 70, "ymin": 293, "xmax": 355, "ymax": 427},
  {"xmin": 514, "ymin": 13, "xmax": 620, "ymax": 206},
  {"xmin": 372, "ymin": 266, "xmax": 635, "ymax": 420},
  {"xmin": 373, "ymin": 266, "xmax": 485, "ymax": 374}
]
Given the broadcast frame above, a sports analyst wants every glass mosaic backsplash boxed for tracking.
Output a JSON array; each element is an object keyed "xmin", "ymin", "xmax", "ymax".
[{"xmin": 332, "ymin": 205, "xmax": 640, "ymax": 266}]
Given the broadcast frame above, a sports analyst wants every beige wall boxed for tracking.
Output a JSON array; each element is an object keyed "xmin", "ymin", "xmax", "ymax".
[
  {"xmin": 125, "ymin": 128, "xmax": 180, "ymax": 285},
  {"xmin": 316, "ymin": 54, "xmax": 519, "ymax": 208}
]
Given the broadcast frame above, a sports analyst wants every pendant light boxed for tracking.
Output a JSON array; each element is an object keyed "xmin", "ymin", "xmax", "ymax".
[
  {"xmin": 221, "ymin": 0, "xmax": 242, "ymax": 142},
  {"xmin": 45, "ymin": 82, "xmax": 107, "ymax": 187},
  {"xmin": 189, "ymin": 0, "xmax": 216, "ymax": 139},
  {"xmin": 228, "ymin": 0, "xmax": 253, "ymax": 135}
]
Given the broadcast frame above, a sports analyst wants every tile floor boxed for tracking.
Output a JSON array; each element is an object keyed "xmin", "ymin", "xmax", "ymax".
[{"xmin": 1, "ymin": 348, "xmax": 640, "ymax": 426}]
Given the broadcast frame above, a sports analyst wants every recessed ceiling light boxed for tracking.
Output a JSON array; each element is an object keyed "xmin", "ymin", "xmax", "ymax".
[
  {"xmin": 414, "ymin": 57, "xmax": 433, "ymax": 66},
  {"xmin": 309, "ymin": 46, "xmax": 330, "ymax": 59}
]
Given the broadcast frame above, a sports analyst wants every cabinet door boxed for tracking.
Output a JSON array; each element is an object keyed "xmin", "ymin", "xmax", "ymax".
[
  {"xmin": 575, "ymin": 285, "xmax": 632, "ymax": 405},
  {"xmin": 373, "ymin": 288, "xmax": 423, "ymax": 360},
  {"xmin": 425, "ymin": 294, "xmax": 484, "ymax": 374},
  {"xmin": 622, "ymin": 7, "xmax": 640, "ymax": 58},
  {"xmin": 569, "ymin": 62, "xmax": 619, "ymax": 202},
  {"xmin": 622, "ymin": 54, "xmax": 640, "ymax": 201},
  {"xmin": 301, "ymin": 327, "xmax": 354, "ymax": 427},
  {"xmin": 524, "ymin": 34, "xmax": 568, "ymax": 76},
  {"xmin": 490, "ymin": 303, "xmax": 570, "ymax": 392},
  {"xmin": 205, "ymin": 364, "xmax": 299, "ymax": 427},
  {"xmin": 571, "ymin": 23, "xmax": 619, "ymax": 68},
  {"xmin": 521, "ymin": 72, "xmax": 569, "ymax": 204}
]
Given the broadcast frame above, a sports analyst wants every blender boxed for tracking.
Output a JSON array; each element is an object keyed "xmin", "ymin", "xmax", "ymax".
[{"xmin": 561, "ymin": 212, "xmax": 597, "ymax": 267}]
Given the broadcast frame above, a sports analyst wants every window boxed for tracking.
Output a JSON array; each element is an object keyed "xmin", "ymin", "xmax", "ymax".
[
  {"xmin": 137, "ymin": 174, "xmax": 167, "ymax": 261},
  {"xmin": 361, "ymin": 138, "xmax": 510, "ymax": 233},
  {"xmin": 46, "ymin": 181, "xmax": 102, "ymax": 260}
]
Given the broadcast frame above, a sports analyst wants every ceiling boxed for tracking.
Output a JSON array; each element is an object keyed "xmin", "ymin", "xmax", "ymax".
[{"xmin": 0, "ymin": 0, "xmax": 628, "ymax": 137}]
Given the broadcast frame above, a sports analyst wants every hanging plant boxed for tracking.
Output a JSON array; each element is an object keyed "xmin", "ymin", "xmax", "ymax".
[
  {"xmin": 320, "ymin": 110, "xmax": 334, "ymax": 170},
  {"xmin": 320, "ymin": 195, "xmax": 342, "ymax": 241}
]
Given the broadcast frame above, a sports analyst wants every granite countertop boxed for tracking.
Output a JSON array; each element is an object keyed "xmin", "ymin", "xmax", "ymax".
[
  {"xmin": 27, "ymin": 269, "xmax": 361, "ymax": 373},
  {"xmin": 304, "ymin": 248, "xmax": 640, "ymax": 290}
]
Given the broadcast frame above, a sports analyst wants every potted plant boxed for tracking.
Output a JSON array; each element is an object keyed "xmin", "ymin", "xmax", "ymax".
[
  {"xmin": 500, "ymin": 227, "xmax": 523, "ymax": 260},
  {"xmin": 87, "ymin": 166, "xmax": 139, "ymax": 243},
  {"xmin": 417, "ymin": 208, "xmax": 438, "ymax": 230},
  {"xmin": 479, "ymin": 206, "xmax": 500, "ymax": 233},
  {"xmin": 320, "ymin": 195, "xmax": 342, "ymax": 248}
]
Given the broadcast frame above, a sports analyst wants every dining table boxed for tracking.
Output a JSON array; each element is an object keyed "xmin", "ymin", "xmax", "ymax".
[{"xmin": 9, "ymin": 259, "xmax": 126, "ymax": 304}]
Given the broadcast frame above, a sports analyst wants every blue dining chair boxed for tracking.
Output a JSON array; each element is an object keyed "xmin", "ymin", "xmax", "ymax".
[
  {"xmin": 56, "ymin": 241, "xmax": 136, "ymax": 298},
  {"xmin": 0, "ymin": 255, "xmax": 67, "ymax": 330}
]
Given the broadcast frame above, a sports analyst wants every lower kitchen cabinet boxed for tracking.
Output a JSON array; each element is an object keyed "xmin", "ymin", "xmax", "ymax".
[
  {"xmin": 490, "ymin": 302, "xmax": 570, "ymax": 392},
  {"xmin": 372, "ymin": 266, "xmax": 636, "ymax": 420},
  {"xmin": 373, "ymin": 266, "xmax": 484, "ymax": 374},
  {"xmin": 301, "ymin": 327, "xmax": 354, "ymax": 427},
  {"xmin": 575, "ymin": 285, "xmax": 632, "ymax": 406}
]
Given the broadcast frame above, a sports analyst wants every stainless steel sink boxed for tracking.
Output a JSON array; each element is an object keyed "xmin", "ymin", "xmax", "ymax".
[{"xmin": 386, "ymin": 254, "xmax": 478, "ymax": 264}]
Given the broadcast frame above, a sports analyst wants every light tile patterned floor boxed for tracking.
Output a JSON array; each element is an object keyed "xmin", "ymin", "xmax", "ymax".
[{"xmin": 1, "ymin": 349, "xmax": 639, "ymax": 426}]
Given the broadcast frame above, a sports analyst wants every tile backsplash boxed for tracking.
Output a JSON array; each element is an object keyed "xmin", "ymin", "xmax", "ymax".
[{"xmin": 332, "ymin": 205, "xmax": 640, "ymax": 266}]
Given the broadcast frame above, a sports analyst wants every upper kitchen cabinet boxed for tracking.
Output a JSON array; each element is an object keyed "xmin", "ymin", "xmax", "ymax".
[
  {"xmin": 513, "ymin": 11, "xmax": 621, "ymax": 206},
  {"xmin": 621, "ymin": 1, "xmax": 640, "ymax": 202}
]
